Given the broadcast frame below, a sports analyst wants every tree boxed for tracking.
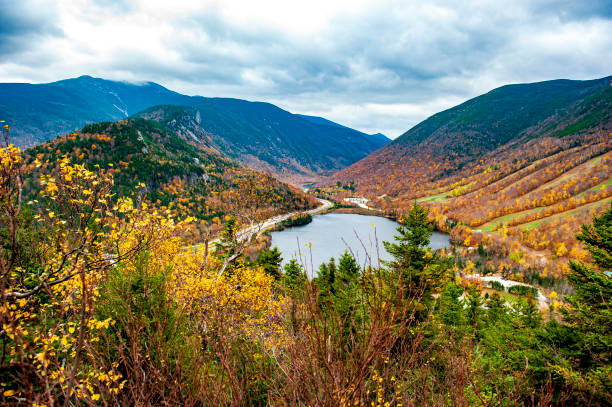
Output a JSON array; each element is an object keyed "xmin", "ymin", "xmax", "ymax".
[
  {"xmin": 383, "ymin": 202, "xmax": 448, "ymax": 317},
  {"xmin": 485, "ymin": 292, "xmax": 506, "ymax": 324},
  {"xmin": 384, "ymin": 202, "xmax": 431, "ymax": 274},
  {"xmin": 337, "ymin": 250, "xmax": 360, "ymax": 288},
  {"xmin": 438, "ymin": 283, "xmax": 464, "ymax": 327},
  {"xmin": 256, "ymin": 247, "xmax": 283, "ymax": 280},
  {"xmin": 558, "ymin": 204, "xmax": 611, "ymax": 398},
  {"xmin": 464, "ymin": 286, "xmax": 484, "ymax": 337},
  {"xmin": 283, "ymin": 259, "xmax": 306, "ymax": 292},
  {"xmin": 315, "ymin": 258, "xmax": 337, "ymax": 308}
]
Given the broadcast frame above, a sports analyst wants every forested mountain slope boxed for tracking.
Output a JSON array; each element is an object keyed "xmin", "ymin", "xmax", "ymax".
[
  {"xmin": 23, "ymin": 118, "xmax": 316, "ymax": 240},
  {"xmin": 335, "ymin": 75, "xmax": 611, "ymax": 196},
  {"xmin": 134, "ymin": 104, "xmax": 389, "ymax": 184},
  {"xmin": 0, "ymin": 75, "xmax": 389, "ymax": 183},
  {"xmin": 331, "ymin": 75, "xmax": 612, "ymax": 286}
]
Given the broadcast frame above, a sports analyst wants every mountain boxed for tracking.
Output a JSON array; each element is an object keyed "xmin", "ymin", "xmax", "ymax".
[
  {"xmin": 134, "ymin": 104, "xmax": 389, "ymax": 184},
  {"xmin": 22, "ymin": 118, "xmax": 316, "ymax": 231},
  {"xmin": 335, "ymin": 75, "xmax": 612, "ymax": 196},
  {"xmin": 331, "ymin": 75, "xmax": 612, "ymax": 278},
  {"xmin": 0, "ymin": 75, "xmax": 389, "ymax": 183}
]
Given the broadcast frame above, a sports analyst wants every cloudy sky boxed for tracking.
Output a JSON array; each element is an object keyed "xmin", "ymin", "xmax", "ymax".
[{"xmin": 1, "ymin": 0, "xmax": 611, "ymax": 138}]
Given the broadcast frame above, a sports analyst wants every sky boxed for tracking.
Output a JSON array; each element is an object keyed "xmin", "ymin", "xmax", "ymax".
[{"xmin": 1, "ymin": 0, "xmax": 611, "ymax": 138}]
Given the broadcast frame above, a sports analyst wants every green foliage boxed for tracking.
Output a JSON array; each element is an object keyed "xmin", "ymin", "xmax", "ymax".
[
  {"xmin": 95, "ymin": 253, "xmax": 195, "ymax": 399},
  {"xmin": 394, "ymin": 75, "xmax": 611, "ymax": 153},
  {"xmin": 314, "ymin": 258, "xmax": 337, "ymax": 307},
  {"xmin": 507, "ymin": 284, "xmax": 538, "ymax": 297},
  {"xmin": 489, "ymin": 280, "xmax": 505, "ymax": 291},
  {"xmin": 23, "ymin": 118, "xmax": 313, "ymax": 223},
  {"xmin": 256, "ymin": 247, "xmax": 283, "ymax": 280},
  {"xmin": 283, "ymin": 259, "xmax": 306, "ymax": 293},
  {"xmin": 383, "ymin": 203, "xmax": 449, "ymax": 317},
  {"xmin": 464, "ymin": 286, "xmax": 485, "ymax": 335},
  {"xmin": 279, "ymin": 213, "xmax": 312, "ymax": 228},
  {"xmin": 555, "ymin": 205, "xmax": 612, "ymax": 399},
  {"xmin": 438, "ymin": 283, "xmax": 463, "ymax": 327}
]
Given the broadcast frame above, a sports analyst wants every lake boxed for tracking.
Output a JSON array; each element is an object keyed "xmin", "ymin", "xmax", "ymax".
[{"xmin": 270, "ymin": 213, "xmax": 451, "ymax": 276}]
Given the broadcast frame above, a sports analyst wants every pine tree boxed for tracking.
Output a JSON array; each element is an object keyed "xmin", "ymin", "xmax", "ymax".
[
  {"xmin": 464, "ymin": 286, "xmax": 485, "ymax": 337},
  {"xmin": 315, "ymin": 258, "xmax": 337, "ymax": 307},
  {"xmin": 384, "ymin": 202, "xmax": 431, "ymax": 274},
  {"xmin": 439, "ymin": 283, "xmax": 464, "ymax": 327},
  {"xmin": 283, "ymin": 259, "xmax": 306, "ymax": 292},
  {"xmin": 560, "ymin": 204, "xmax": 611, "ymax": 398},
  {"xmin": 256, "ymin": 247, "xmax": 283, "ymax": 280},
  {"xmin": 383, "ymin": 202, "xmax": 448, "ymax": 314},
  {"xmin": 337, "ymin": 250, "xmax": 360, "ymax": 288},
  {"xmin": 485, "ymin": 292, "xmax": 506, "ymax": 324}
]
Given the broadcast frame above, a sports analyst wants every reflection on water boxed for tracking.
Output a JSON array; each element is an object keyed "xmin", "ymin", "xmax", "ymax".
[{"xmin": 270, "ymin": 213, "xmax": 451, "ymax": 276}]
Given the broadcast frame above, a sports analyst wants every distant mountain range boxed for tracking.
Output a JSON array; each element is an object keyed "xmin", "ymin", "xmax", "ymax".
[{"xmin": 0, "ymin": 75, "xmax": 389, "ymax": 183}]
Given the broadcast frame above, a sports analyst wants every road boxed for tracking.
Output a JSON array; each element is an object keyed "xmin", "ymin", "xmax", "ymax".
[
  {"xmin": 236, "ymin": 198, "xmax": 332, "ymax": 240},
  {"xmin": 186, "ymin": 198, "xmax": 332, "ymax": 252}
]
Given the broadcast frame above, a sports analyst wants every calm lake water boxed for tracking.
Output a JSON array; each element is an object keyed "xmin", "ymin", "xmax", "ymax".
[{"xmin": 270, "ymin": 213, "xmax": 451, "ymax": 276}]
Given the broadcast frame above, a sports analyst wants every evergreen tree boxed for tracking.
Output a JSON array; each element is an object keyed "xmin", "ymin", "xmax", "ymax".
[
  {"xmin": 283, "ymin": 259, "xmax": 306, "ymax": 292},
  {"xmin": 256, "ymin": 247, "xmax": 283, "ymax": 280},
  {"xmin": 438, "ymin": 283, "xmax": 464, "ymax": 327},
  {"xmin": 335, "ymin": 251, "xmax": 362, "ymax": 340},
  {"xmin": 337, "ymin": 250, "xmax": 360, "ymax": 288},
  {"xmin": 559, "ymin": 205, "xmax": 611, "ymax": 397},
  {"xmin": 464, "ymin": 286, "xmax": 484, "ymax": 337},
  {"xmin": 518, "ymin": 298, "xmax": 541, "ymax": 329},
  {"xmin": 485, "ymin": 292, "xmax": 506, "ymax": 324},
  {"xmin": 383, "ymin": 202, "xmax": 448, "ymax": 316},
  {"xmin": 315, "ymin": 258, "xmax": 337, "ymax": 307},
  {"xmin": 384, "ymin": 202, "xmax": 431, "ymax": 275}
]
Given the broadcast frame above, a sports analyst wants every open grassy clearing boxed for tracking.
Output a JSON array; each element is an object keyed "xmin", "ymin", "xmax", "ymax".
[
  {"xmin": 519, "ymin": 197, "xmax": 612, "ymax": 230},
  {"xmin": 479, "ymin": 206, "xmax": 546, "ymax": 232},
  {"xmin": 416, "ymin": 191, "xmax": 449, "ymax": 203},
  {"xmin": 525, "ymin": 152, "xmax": 610, "ymax": 196},
  {"xmin": 479, "ymin": 176, "xmax": 612, "ymax": 232},
  {"xmin": 484, "ymin": 146, "xmax": 585, "ymax": 196}
]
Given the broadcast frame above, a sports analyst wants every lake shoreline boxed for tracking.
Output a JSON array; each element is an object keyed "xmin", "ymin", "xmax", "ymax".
[{"xmin": 268, "ymin": 212, "xmax": 452, "ymax": 271}]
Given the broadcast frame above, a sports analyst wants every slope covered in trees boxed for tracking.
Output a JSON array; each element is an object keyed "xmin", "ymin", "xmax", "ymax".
[
  {"xmin": 0, "ymin": 75, "xmax": 389, "ymax": 183},
  {"xmin": 21, "ymin": 118, "xmax": 316, "ymax": 242},
  {"xmin": 2, "ymin": 133, "xmax": 610, "ymax": 406},
  {"xmin": 332, "ymin": 76, "xmax": 612, "ymax": 288},
  {"xmin": 134, "ymin": 104, "xmax": 389, "ymax": 184}
]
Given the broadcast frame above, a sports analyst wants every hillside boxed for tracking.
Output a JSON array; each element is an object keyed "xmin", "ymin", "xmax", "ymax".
[
  {"xmin": 135, "ymin": 104, "xmax": 389, "ymax": 183},
  {"xmin": 0, "ymin": 76, "xmax": 389, "ymax": 183},
  {"xmin": 331, "ymin": 75, "xmax": 612, "ymax": 287},
  {"xmin": 22, "ymin": 118, "xmax": 316, "ymax": 240},
  {"xmin": 336, "ymin": 76, "xmax": 611, "ymax": 195}
]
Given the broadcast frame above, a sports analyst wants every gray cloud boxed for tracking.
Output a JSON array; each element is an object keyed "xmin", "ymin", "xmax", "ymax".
[
  {"xmin": 0, "ymin": 0, "xmax": 610, "ymax": 138},
  {"xmin": 0, "ymin": 0, "xmax": 64, "ymax": 57}
]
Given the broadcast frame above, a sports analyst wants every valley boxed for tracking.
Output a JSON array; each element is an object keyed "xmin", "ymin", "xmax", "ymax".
[
  {"xmin": 1, "ymin": 74, "xmax": 610, "ymax": 406},
  {"xmin": 2, "ymin": 2, "xmax": 611, "ymax": 405}
]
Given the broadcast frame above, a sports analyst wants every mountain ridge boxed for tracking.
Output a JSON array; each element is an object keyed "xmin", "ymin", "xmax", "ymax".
[
  {"xmin": 334, "ymin": 75, "xmax": 612, "ymax": 194},
  {"xmin": 0, "ymin": 75, "xmax": 389, "ymax": 184}
]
